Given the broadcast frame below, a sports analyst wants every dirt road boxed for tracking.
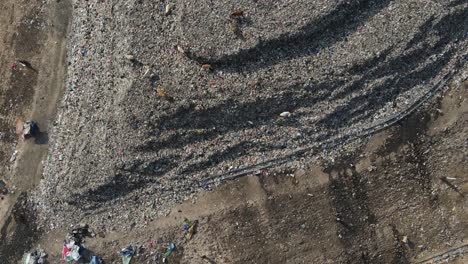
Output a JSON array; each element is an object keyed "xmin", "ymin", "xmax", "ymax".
[{"xmin": 0, "ymin": 0, "xmax": 71, "ymax": 261}]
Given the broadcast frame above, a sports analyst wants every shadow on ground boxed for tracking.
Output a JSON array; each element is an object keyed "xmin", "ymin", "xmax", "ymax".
[{"xmin": 77, "ymin": 3, "xmax": 467, "ymax": 207}]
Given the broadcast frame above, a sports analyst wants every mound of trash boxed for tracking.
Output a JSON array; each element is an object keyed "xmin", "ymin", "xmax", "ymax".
[{"xmin": 34, "ymin": 0, "xmax": 468, "ymax": 230}]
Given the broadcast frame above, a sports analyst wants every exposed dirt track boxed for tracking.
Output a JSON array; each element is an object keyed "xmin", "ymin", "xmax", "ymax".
[{"xmin": 0, "ymin": 0, "xmax": 71, "ymax": 262}]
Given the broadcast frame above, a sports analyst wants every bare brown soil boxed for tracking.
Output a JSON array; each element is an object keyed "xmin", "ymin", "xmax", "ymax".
[
  {"xmin": 0, "ymin": 0, "xmax": 71, "ymax": 262},
  {"xmin": 35, "ymin": 81, "xmax": 468, "ymax": 263}
]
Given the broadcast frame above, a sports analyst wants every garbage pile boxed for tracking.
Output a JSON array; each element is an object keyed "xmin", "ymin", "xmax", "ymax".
[
  {"xmin": 62, "ymin": 224, "xmax": 102, "ymax": 263},
  {"xmin": 22, "ymin": 248, "xmax": 47, "ymax": 264}
]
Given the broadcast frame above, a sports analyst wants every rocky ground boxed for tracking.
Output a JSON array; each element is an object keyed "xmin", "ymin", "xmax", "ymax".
[{"xmin": 0, "ymin": 0, "xmax": 466, "ymax": 263}]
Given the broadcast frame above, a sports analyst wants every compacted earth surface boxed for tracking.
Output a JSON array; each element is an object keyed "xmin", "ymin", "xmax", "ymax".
[{"xmin": 0, "ymin": 0, "xmax": 467, "ymax": 263}]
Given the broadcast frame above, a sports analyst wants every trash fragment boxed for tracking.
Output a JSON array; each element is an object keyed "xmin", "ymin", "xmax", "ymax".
[
  {"xmin": 90, "ymin": 255, "xmax": 103, "ymax": 264},
  {"xmin": 230, "ymin": 10, "xmax": 244, "ymax": 18},
  {"xmin": 402, "ymin": 236, "xmax": 408, "ymax": 244},
  {"xmin": 122, "ymin": 255, "xmax": 132, "ymax": 264},
  {"xmin": 187, "ymin": 221, "xmax": 198, "ymax": 240},
  {"xmin": 201, "ymin": 64, "xmax": 212, "ymax": 71},
  {"xmin": 22, "ymin": 248, "xmax": 47, "ymax": 264},
  {"xmin": 156, "ymin": 87, "xmax": 166, "ymax": 97},
  {"xmin": 81, "ymin": 47, "xmax": 88, "ymax": 56},
  {"xmin": 280, "ymin": 111, "xmax": 291, "ymax": 117},
  {"xmin": 10, "ymin": 150, "xmax": 18, "ymax": 162},
  {"xmin": 183, "ymin": 218, "xmax": 193, "ymax": 231},
  {"xmin": 124, "ymin": 54, "xmax": 135, "ymax": 61},
  {"xmin": 69, "ymin": 245, "xmax": 81, "ymax": 261},
  {"xmin": 183, "ymin": 218, "xmax": 198, "ymax": 239},
  {"xmin": 165, "ymin": 4, "xmax": 173, "ymax": 15},
  {"xmin": 176, "ymin": 46, "xmax": 185, "ymax": 54},
  {"xmin": 440, "ymin": 177, "xmax": 465, "ymax": 197},
  {"xmin": 63, "ymin": 240, "xmax": 82, "ymax": 262},
  {"xmin": 120, "ymin": 244, "xmax": 136, "ymax": 264},
  {"xmin": 164, "ymin": 243, "xmax": 176, "ymax": 257},
  {"xmin": 121, "ymin": 245, "xmax": 136, "ymax": 256},
  {"xmin": 18, "ymin": 60, "xmax": 36, "ymax": 71}
]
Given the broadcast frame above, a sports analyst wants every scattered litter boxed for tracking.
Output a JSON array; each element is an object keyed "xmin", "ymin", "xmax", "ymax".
[
  {"xmin": 22, "ymin": 248, "xmax": 47, "ymax": 264},
  {"xmin": 280, "ymin": 111, "xmax": 291, "ymax": 117}
]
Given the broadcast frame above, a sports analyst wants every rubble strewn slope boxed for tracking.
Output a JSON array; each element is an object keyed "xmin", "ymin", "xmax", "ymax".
[{"xmin": 35, "ymin": 0, "xmax": 467, "ymax": 230}]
